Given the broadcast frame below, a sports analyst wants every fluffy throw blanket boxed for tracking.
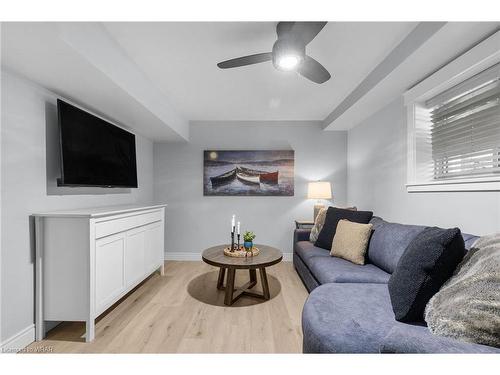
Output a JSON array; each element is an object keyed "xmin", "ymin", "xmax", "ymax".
[{"xmin": 424, "ymin": 233, "xmax": 500, "ymax": 348}]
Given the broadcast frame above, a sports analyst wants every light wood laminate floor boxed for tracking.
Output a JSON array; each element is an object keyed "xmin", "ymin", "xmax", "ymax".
[{"xmin": 27, "ymin": 261, "xmax": 308, "ymax": 353}]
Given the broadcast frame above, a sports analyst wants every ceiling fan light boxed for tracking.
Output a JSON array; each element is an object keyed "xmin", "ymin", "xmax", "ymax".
[
  {"xmin": 272, "ymin": 37, "xmax": 305, "ymax": 72},
  {"xmin": 277, "ymin": 55, "xmax": 301, "ymax": 71}
]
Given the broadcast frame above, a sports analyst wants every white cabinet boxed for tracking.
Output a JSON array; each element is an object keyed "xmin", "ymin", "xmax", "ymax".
[
  {"xmin": 124, "ymin": 229, "xmax": 146, "ymax": 288},
  {"xmin": 34, "ymin": 204, "xmax": 166, "ymax": 342},
  {"xmin": 95, "ymin": 234, "xmax": 126, "ymax": 313},
  {"xmin": 145, "ymin": 224, "xmax": 163, "ymax": 272}
]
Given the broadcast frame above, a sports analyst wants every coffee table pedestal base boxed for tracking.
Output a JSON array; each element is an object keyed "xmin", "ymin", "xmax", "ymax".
[{"xmin": 217, "ymin": 267, "xmax": 271, "ymax": 306}]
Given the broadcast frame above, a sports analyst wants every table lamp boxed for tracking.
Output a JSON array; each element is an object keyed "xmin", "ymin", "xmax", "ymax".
[{"xmin": 307, "ymin": 181, "xmax": 332, "ymax": 220}]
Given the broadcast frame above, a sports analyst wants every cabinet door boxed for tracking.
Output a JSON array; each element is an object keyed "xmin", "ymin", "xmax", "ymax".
[
  {"xmin": 124, "ymin": 229, "xmax": 146, "ymax": 287},
  {"xmin": 95, "ymin": 234, "xmax": 125, "ymax": 312},
  {"xmin": 144, "ymin": 224, "xmax": 163, "ymax": 272}
]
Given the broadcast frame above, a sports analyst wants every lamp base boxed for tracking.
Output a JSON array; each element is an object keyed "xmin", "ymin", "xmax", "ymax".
[{"xmin": 313, "ymin": 204, "xmax": 325, "ymax": 221}]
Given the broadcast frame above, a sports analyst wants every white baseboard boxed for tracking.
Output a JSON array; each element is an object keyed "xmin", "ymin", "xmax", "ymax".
[
  {"xmin": 164, "ymin": 252, "xmax": 292, "ymax": 262},
  {"xmin": 164, "ymin": 252, "xmax": 202, "ymax": 261},
  {"xmin": 1, "ymin": 324, "xmax": 35, "ymax": 353}
]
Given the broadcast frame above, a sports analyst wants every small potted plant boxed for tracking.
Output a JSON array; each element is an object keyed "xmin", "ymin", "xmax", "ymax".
[{"xmin": 243, "ymin": 231, "xmax": 256, "ymax": 251}]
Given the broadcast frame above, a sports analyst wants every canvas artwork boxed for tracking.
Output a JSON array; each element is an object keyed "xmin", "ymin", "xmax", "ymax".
[{"xmin": 203, "ymin": 150, "xmax": 294, "ymax": 196}]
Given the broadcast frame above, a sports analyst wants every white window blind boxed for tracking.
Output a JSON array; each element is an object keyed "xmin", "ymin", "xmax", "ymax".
[{"xmin": 427, "ymin": 62, "xmax": 500, "ymax": 180}]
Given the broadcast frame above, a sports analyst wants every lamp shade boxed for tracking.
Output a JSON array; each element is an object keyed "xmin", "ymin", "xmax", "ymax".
[{"xmin": 307, "ymin": 181, "xmax": 332, "ymax": 199}]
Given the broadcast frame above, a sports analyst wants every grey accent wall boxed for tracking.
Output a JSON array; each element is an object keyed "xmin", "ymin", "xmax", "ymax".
[
  {"xmin": 347, "ymin": 96, "xmax": 500, "ymax": 235},
  {"xmin": 154, "ymin": 122, "xmax": 347, "ymax": 256},
  {"xmin": 0, "ymin": 71, "xmax": 154, "ymax": 343}
]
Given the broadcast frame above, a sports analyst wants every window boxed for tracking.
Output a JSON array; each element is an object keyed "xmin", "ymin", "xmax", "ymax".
[
  {"xmin": 428, "ymin": 63, "xmax": 500, "ymax": 181},
  {"xmin": 405, "ymin": 30, "xmax": 500, "ymax": 192}
]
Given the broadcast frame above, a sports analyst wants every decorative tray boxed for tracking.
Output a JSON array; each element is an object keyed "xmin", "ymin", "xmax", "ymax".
[{"xmin": 223, "ymin": 246, "xmax": 260, "ymax": 258}]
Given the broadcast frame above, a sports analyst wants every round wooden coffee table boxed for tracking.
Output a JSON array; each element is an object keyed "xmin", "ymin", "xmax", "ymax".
[{"xmin": 202, "ymin": 244, "xmax": 283, "ymax": 306}]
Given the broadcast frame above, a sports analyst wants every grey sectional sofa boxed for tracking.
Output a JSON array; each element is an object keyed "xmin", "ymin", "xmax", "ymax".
[{"xmin": 294, "ymin": 216, "xmax": 499, "ymax": 353}]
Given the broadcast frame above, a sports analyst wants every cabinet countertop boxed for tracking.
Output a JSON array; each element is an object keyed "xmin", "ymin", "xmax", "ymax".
[{"xmin": 33, "ymin": 203, "xmax": 167, "ymax": 218}]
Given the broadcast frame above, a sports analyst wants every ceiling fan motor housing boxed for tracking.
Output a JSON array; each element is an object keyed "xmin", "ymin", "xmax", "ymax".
[{"xmin": 272, "ymin": 37, "xmax": 305, "ymax": 71}]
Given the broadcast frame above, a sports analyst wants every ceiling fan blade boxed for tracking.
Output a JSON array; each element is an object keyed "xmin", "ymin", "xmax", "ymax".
[
  {"xmin": 298, "ymin": 56, "xmax": 331, "ymax": 84},
  {"xmin": 276, "ymin": 22, "xmax": 295, "ymax": 38},
  {"xmin": 217, "ymin": 52, "xmax": 272, "ymax": 69},
  {"xmin": 291, "ymin": 22, "xmax": 327, "ymax": 45}
]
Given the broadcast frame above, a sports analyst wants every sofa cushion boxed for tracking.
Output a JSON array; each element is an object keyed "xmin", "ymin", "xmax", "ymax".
[
  {"xmin": 380, "ymin": 325, "xmax": 500, "ymax": 354},
  {"xmin": 294, "ymin": 241, "xmax": 390, "ymax": 284},
  {"xmin": 294, "ymin": 240, "xmax": 330, "ymax": 263},
  {"xmin": 294, "ymin": 241, "xmax": 391, "ymax": 284},
  {"xmin": 308, "ymin": 256, "xmax": 390, "ymax": 284},
  {"xmin": 301, "ymin": 283, "xmax": 499, "ymax": 354},
  {"xmin": 302, "ymin": 283, "xmax": 405, "ymax": 353},
  {"xmin": 315, "ymin": 207, "xmax": 373, "ymax": 250},
  {"xmin": 388, "ymin": 227, "xmax": 466, "ymax": 322},
  {"xmin": 367, "ymin": 217, "xmax": 427, "ymax": 273}
]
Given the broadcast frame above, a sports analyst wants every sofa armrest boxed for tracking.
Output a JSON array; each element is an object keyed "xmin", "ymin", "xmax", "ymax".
[
  {"xmin": 294, "ymin": 228, "xmax": 311, "ymax": 244},
  {"xmin": 380, "ymin": 325, "xmax": 500, "ymax": 354}
]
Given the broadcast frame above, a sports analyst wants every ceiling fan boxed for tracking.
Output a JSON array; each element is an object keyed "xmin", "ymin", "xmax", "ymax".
[{"xmin": 217, "ymin": 22, "xmax": 331, "ymax": 84}]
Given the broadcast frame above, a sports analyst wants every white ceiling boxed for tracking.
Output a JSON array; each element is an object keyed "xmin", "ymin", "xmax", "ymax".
[
  {"xmin": 324, "ymin": 22, "xmax": 500, "ymax": 130},
  {"xmin": 103, "ymin": 22, "xmax": 417, "ymax": 121},
  {"xmin": 2, "ymin": 22, "xmax": 498, "ymax": 141},
  {"xmin": 1, "ymin": 22, "xmax": 188, "ymax": 141}
]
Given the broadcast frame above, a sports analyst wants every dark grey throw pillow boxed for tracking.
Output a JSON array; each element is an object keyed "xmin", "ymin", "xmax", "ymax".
[
  {"xmin": 388, "ymin": 227, "xmax": 466, "ymax": 323},
  {"xmin": 314, "ymin": 207, "xmax": 373, "ymax": 250}
]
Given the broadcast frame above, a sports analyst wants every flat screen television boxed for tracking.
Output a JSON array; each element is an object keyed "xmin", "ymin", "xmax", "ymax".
[{"xmin": 57, "ymin": 99, "xmax": 138, "ymax": 188}]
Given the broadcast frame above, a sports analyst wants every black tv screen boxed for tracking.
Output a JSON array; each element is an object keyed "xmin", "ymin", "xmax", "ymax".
[{"xmin": 57, "ymin": 99, "xmax": 138, "ymax": 188}]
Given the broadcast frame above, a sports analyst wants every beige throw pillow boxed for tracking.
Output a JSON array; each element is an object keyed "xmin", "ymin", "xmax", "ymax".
[
  {"xmin": 309, "ymin": 207, "xmax": 328, "ymax": 242},
  {"xmin": 330, "ymin": 219, "xmax": 373, "ymax": 265},
  {"xmin": 309, "ymin": 206, "xmax": 357, "ymax": 243}
]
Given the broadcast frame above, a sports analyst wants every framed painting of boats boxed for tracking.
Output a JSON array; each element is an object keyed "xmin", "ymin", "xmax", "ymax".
[{"xmin": 203, "ymin": 150, "xmax": 294, "ymax": 196}]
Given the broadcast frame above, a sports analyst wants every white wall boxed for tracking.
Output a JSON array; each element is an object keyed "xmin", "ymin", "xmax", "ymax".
[
  {"xmin": 0, "ymin": 71, "xmax": 154, "ymax": 345},
  {"xmin": 154, "ymin": 122, "xmax": 347, "ymax": 257},
  {"xmin": 347, "ymin": 96, "xmax": 500, "ymax": 235}
]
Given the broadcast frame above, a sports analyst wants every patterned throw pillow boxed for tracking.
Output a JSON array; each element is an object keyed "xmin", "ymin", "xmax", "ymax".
[{"xmin": 309, "ymin": 208, "xmax": 328, "ymax": 242}]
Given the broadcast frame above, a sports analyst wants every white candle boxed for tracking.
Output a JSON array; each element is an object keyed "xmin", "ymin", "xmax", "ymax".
[
  {"xmin": 231, "ymin": 215, "xmax": 235, "ymax": 232},
  {"xmin": 237, "ymin": 222, "xmax": 240, "ymax": 235}
]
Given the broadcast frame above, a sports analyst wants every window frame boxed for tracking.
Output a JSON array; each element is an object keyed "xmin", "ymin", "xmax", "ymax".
[{"xmin": 404, "ymin": 30, "xmax": 500, "ymax": 192}]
